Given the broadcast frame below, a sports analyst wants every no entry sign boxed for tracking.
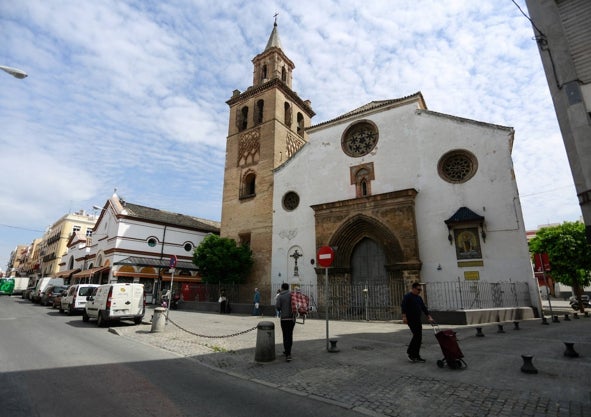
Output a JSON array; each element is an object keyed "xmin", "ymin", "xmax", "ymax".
[{"xmin": 317, "ymin": 246, "xmax": 334, "ymax": 268}]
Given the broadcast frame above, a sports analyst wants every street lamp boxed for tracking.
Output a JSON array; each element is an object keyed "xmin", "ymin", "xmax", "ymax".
[{"xmin": 0, "ymin": 65, "xmax": 28, "ymax": 79}]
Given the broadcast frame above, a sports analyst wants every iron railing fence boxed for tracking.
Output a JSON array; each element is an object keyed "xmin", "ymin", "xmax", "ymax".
[
  {"xmin": 424, "ymin": 281, "xmax": 532, "ymax": 311},
  {"xmin": 177, "ymin": 281, "xmax": 531, "ymax": 321}
]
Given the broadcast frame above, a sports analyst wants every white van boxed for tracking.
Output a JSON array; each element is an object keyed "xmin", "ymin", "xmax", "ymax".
[
  {"xmin": 12, "ymin": 276, "xmax": 30, "ymax": 296},
  {"xmin": 83, "ymin": 283, "xmax": 145, "ymax": 327},
  {"xmin": 32, "ymin": 277, "xmax": 65, "ymax": 303},
  {"xmin": 60, "ymin": 284, "xmax": 99, "ymax": 315}
]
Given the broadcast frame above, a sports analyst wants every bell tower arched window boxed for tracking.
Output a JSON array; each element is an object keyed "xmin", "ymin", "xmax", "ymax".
[
  {"xmin": 262, "ymin": 64, "xmax": 268, "ymax": 82},
  {"xmin": 284, "ymin": 102, "xmax": 292, "ymax": 126},
  {"xmin": 240, "ymin": 171, "xmax": 256, "ymax": 199},
  {"xmin": 255, "ymin": 100, "xmax": 264, "ymax": 125},
  {"xmin": 297, "ymin": 112, "xmax": 304, "ymax": 136},
  {"xmin": 238, "ymin": 106, "xmax": 249, "ymax": 132}
]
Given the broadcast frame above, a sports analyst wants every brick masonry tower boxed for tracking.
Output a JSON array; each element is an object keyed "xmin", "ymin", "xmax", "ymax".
[{"xmin": 221, "ymin": 21, "xmax": 315, "ymax": 301}]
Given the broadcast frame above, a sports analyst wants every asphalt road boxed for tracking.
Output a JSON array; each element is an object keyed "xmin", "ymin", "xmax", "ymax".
[{"xmin": 0, "ymin": 295, "xmax": 364, "ymax": 417}]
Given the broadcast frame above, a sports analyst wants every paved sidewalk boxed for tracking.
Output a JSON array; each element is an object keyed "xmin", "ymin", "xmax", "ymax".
[{"xmin": 112, "ymin": 306, "xmax": 591, "ymax": 417}]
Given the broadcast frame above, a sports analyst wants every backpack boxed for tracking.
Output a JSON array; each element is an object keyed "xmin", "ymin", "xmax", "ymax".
[{"xmin": 291, "ymin": 291, "xmax": 310, "ymax": 323}]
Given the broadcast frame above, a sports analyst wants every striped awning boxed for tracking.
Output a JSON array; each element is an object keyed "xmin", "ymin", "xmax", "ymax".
[
  {"xmin": 72, "ymin": 266, "xmax": 110, "ymax": 278},
  {"xmin": 55, "ymin": 268, "xmax": 81, "ymax": 278},
  {"xmin": 114, "ymin": 256, "xmax": 199, "ymax": 271}
]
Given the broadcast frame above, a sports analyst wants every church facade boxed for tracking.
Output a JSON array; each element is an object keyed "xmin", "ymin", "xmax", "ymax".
[{"xmin": 221, "ymin": 23, "xmax": 538, "ymax": 317}]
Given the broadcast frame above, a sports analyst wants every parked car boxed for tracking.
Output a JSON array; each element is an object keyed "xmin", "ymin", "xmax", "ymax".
[
  {"xmin": 23, "ymin": 285, "xmax": 36, "ymax": 300},
  {"xmin": 60, "ymin": 284, "xmax": 99, "ymax": 315},
  {"xmin": 32, "ymin": 277, "xmax": 64, "ymax": 303},
  {"xmin": 52, "ymin": 288, "xmax": 68, "ymax": 309},
  {"xmin": 41, "ymin": 284, "xmax": 69, "ymax": 306},
  {"xmin": 83, "ymin": 283, "xmax": 145, "ymax": 327}
]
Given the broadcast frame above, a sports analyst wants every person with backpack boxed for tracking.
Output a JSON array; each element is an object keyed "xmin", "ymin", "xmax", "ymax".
[{"xmin": 275, "ymin": 283, "xmax": 295, "ymax": 362}]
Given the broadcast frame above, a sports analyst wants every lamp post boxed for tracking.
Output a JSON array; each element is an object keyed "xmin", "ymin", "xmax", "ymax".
[{"xmin": 0, "ymin": 65, "xmax": 28, "ymax": 79}]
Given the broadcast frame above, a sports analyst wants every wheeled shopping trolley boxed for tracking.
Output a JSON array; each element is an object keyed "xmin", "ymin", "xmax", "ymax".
[{"xmin": 432, "ymin": 324, "xmax": 467, "ymax": 369}]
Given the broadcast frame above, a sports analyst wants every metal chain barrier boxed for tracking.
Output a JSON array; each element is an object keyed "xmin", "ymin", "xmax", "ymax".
[{"xmin": 167, "ymin": 317, "xmax": 258, "ymax": 339}]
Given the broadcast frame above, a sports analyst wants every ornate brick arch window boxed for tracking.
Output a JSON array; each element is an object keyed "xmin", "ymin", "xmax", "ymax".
[{"xmin": 350, "ymin": 162, "xmax": 375, "ymax": 198}]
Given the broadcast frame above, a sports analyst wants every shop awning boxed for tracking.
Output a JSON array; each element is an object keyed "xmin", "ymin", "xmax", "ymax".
[
  {"xmin": 72, "ymin": 266, "xmax": 110, "ymax": 278},
  {"xmin": 114, "ymin": 256, "xmax": 199, "ymax": 271},
  {"xmin": 55, "ymin": 268, "xmax": 81, "ymax": 278}
]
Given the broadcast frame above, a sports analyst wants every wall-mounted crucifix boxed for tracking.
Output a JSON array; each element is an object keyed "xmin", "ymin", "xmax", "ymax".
[{"xmin": 290, "ymin": 249, "xmax": 302, "ymax": 277}]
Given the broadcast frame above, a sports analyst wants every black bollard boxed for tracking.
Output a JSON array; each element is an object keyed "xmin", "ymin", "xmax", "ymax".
[
  {"xmin": 552, "ymin": 315, "xmax": 560, "ymax": 323},
  {"xmin": 328, "ymin": 339, "xmax": 340, "ymax": 353},
  {"xmin": 564, "ymin": 313, "xmax": 571, "ymax": 321},
  {"xmin": 563, "ymin": 342, "xmax": 579, "ymax": 358},
  {"xmin": 541, "ymin": 316, "xmax": 549, "ymax": 325},
  {"xmin": 475, "ymin": 327, "xmax": 485, "ymax": 337},
  {"xmin": 573, "ymin": 313, "xmax": 579, "ymax": 319},
  {"xmin": 497, "ymin": 324, "xmax": 505, "ymax": 333},
  {"xmin": 513, "ymin": 321, "xmax": 520, "ymax": 330},
  {"xmin": 585, "ymin": 311, "xmax": 589, "ymax": 318},
  {"xmin": 520, "ymin": 354, "xmax": 538, "ymax": 374}
]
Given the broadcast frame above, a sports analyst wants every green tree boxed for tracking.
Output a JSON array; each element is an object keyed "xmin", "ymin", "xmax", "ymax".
[
  {"xmin": 529, "ymin": 221, "xmax": 591, "ymax": 311},
  {"xmin": 192, "ymin": 234, "xmax": 253, "ymax": 284}
]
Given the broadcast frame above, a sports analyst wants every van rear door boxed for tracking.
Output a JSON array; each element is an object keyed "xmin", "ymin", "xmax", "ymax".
[{"xmin": 110, "ymin": 284, "xmax": 144, "ymax": 316}]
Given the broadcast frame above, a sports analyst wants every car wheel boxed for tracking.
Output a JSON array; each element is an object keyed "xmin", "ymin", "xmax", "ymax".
[
  {"xmin": 82, "ymin": 311, "xmax": 89, "ymax": 322},
  {"xmin": 97, "ymin": 311, "xmax": 105, "ymax": 327},
  {"xmin": 133, "ymin": 316, "xmax": 142, "ymax": 325},
  {"xmin": 68, "ymin": 304, "xmax": 75, "ymax": 316},
  {"xmin": 59, "ymin": 306, "xmax": 64, "ymax": 313}
]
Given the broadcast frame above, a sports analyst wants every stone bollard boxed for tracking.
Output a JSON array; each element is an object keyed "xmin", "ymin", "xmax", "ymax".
[
  {"xmin": 563, "ymin": 342, "xmax": 579, "ymax": 358},
  {"xmin": 254, "ymin": 321, "xmax": 276, "ymax": 362},
  {"xmin": 520, "ymin": 354, "xmax": 538, "ymax": 374},
  {"xmin": 564, "ymin": 313, "xmax": 571, "ymax": 321},
  {"xmin": 150, "ymin": 307, "xmax": 167, "ymax": 333},
  {"xmin": 475, "ymin": 327, "xmax": 485, "ymax": 337},
  {"xmin": 541, "ymin": 316, "xmax": 549, "ymax": 325},
  {"xmin": 513, "ymin": 321, "xmax": 520, "ymax": 330},
  {"xmin": 497, "ymin": 324, "xmax": 505, "ymax": 333}
]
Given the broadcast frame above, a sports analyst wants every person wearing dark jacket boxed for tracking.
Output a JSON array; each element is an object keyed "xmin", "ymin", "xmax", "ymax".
[
  {"xmin": 401, "ymin": 282, "xmax": 434, "ymax": 363},
  {"xmin": 275, "ymin": 283, "xmax": 295, "ymax": 362}
]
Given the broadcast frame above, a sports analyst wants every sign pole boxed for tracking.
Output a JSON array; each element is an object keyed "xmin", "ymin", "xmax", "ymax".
[
  {"xmin": 317, "ymin": 246, "xmax": 335, "ymax": 352},
  {"xmin": 166, "ymin": 255, "xmax": 177, "ymax": 322},
  {"xmin": 325, "ymin": 266, "xmax": 329, "ymax": 351}
]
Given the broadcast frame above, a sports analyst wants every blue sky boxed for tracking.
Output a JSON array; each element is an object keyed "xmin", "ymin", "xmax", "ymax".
[{"xmin": 0, "ymin": 0, "xmax": 581, "ymax": 269}]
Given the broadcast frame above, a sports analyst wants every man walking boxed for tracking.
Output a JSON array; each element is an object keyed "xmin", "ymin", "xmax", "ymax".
[
  {"xmin": 401, "ymin": 282, "xmax": 434, "ymax": 363},
  {"xmin": 275, "ymin": 283, "xmax": 295, "ymax": 362}
]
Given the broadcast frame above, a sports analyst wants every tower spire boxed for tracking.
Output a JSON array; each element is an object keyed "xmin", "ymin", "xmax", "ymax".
[{"xmin": 265, "ymin": 15, "xmax": 282, "ymax": 51}]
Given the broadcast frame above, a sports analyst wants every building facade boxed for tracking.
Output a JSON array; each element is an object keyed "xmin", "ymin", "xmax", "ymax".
[
  {"xmin": 221, "ymin": 23, "xmax": 539, "ymax": 317},
  {"xmin": 59, "ymin": 193, "xmax": 220, "ymax": 303},
  {"xmin": 525, "ymin": 0, "xmax": 591, "ymax": 242}
]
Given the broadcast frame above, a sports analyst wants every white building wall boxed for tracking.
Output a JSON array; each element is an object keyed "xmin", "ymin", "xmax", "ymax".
[{"xmin": 273, "ymin": 101, "xmax": 536, "ymax": 304}]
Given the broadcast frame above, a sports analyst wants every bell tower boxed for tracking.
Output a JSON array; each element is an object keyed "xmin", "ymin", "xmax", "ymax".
[{"xmin": 220, "ymin": 21, "xmax": 315, "ymax": 298}]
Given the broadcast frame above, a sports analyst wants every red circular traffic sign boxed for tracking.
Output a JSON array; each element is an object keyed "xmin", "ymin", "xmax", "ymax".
[{"xmin": 317, "ymin": 246, "xmax": 334, "ymax": 268}]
